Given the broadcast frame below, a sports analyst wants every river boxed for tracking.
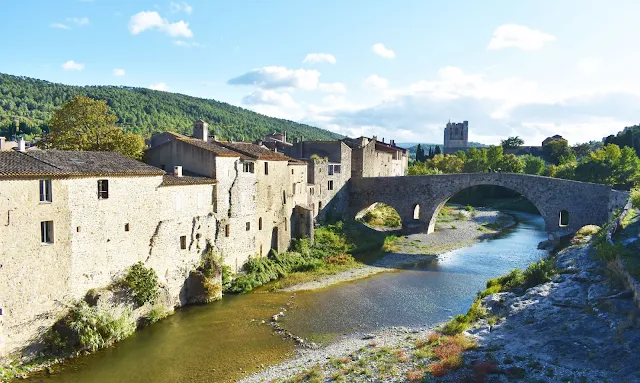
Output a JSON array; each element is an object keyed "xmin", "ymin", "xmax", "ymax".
[{"xmin": 28, "ymin": 212, "xmax": 547, "ymax": 383}]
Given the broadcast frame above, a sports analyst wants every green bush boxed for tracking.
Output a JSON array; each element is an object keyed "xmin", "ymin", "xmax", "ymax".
[
  {"xmin": 523, "ymin": 258, "xmax": 556, "ymax": 288},
  {"xmin": 65, "ymin": 301, "xmax": 136, "ymax": 352},
  {"xmin": 631, "ymin": 188, "xmax": 640, "ymax": 209},
  {"xmin": 594, "ymin": 241, "xmax": 627, "ymax": 262},
  {"xmin": 122, "ymin": 262, "xmax": 159, "ymax": 306},
  {"xmin": 144, "ymin": 304, "xmax": 169, "ymax": 325}
]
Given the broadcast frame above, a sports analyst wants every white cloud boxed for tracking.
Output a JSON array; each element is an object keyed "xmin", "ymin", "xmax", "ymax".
[
  {"xmin": 318, "ymin": 82, "xmax": 347, "ymax": 94},
  {"xmin": 170, "ymin": 2, "xmax": 193, "ymax": 14},
  {"xmin": 577, "ymin": 57, "xmax": 602, "ymax": 76},
  {"xmin": 149, "ymin": 82, "xmax": 169, "ymax": 91},
  {"xmin": 487, "ymin": 24, "xmax": 556, "ymax": 51},
  {"xmin": 242, "ymin": 89, "xmax": 298, "ymax": 108},
  {"xmin": 129, "ymin": 11, "xmax": 193, "ymax": 38},
  {"xmin": 363, "ymin": 75, "xmax": 389, "ymax": 90},
  {"xmin": 68, "ymin": 17, "xmax": 90, "ymax": 26},
  {"xmin": 113, "ymin": 68, "xmax": 126, "ymax": 76},
  {"xmin": 372, "ymin": 43, "xmax": 395, "ymax": 58},
  {"xmin": 50, "ymin": 23, "xmax": 70, "ymax": 29},
  {"xmin": 173, "ymin": 40, "xmax": 202, "ymax": 47},
  {"xmin": 303, "ymin": 53, "xmax": 336, "ymax": 64},
  {"xmin": 62, "ymin": 60, "xmax": 84, "ymax": 71},
  {"xmin": 228, "ymin": 66, "xmax": 321, "ymax": 90}
]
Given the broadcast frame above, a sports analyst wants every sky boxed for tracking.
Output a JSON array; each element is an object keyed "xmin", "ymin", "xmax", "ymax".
[{"xmin": 2, "ymin": 0, "xmax": 640, "ymax": 145}]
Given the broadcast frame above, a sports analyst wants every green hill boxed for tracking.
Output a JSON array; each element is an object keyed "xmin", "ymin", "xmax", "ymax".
[{"xmin": 0, "ymin": 73, "xmax": 342, "ymax": 141}]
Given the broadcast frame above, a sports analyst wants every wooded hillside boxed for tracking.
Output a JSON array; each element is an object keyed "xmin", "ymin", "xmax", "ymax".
[{"xmin": 0, "ymin": 73, "xmax": 342, "ymax": 141}]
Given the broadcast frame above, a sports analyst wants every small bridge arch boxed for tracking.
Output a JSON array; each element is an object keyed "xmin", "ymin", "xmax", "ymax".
[{"xmin": 348, "ymin": 173, "xmax": 629, "ymax": 235}]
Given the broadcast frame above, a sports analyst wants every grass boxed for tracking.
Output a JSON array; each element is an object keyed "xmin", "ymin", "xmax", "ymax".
[
  {"xmin": 360, "ymin": 203, "xmax": 401, "ymax": 228},
  {"xmin": 227, "ymin": 221, "xmax": 396, "ymax": 293},
  {"xmin": 63, "ymin": 301, "xmax": 137, "ymax": 352}
]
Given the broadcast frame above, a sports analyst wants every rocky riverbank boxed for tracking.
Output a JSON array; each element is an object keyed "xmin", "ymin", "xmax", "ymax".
[
  {"xmin": 243, "ymin": 228, "xmax": 640, "ymax": 383},
  {"xmin": 282, "ymin": 206, "xmax": 516, "ymax": 292}
]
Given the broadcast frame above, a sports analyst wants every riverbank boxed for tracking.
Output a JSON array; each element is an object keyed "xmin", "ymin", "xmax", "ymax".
[
  {"xmin": 242, "ymin": 226, "xmax": 640, "ymax": 383},
  {"xmin": 281, "ymin": 206, "xmax": 516, "ymax": 292}
]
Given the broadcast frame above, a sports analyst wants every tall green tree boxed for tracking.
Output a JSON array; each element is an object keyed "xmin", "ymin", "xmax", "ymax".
[
  {"xmin": 500, "ymin": 136, "xmax": 524, "ymax": 149},
  {"xmin": 434, "ymin": 145, "xmax": 442, "ymax": 156},
  {"xmin": 542, "ymin": 140, "xmax": 575, "ymax": 165},
  {"xmin": 462, "ymin": 147, "xmax": 488, "ymax": 172},
  {"xmin": 522, "ymin": 155, "xmax": 545, "ymax": 175},
  {"xmin": 486, "ymin": 145, "xmax": 504, "ymax": 169},
  {"xmin": 42, "ymin": 95, "xmax": 146, "ymax": 159},
  {"xmin": 415, "ymin": 144, "xmax": 425, "ymax": 162},
  {"xmin": 497, "ymin": 154, "xmax": 524, "ymax": 173}
]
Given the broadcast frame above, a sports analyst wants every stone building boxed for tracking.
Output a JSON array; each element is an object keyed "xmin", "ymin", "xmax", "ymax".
[
  {"xmin": 443, "ymin": 120, "xmax": 469, "ymax": 154},
  {"xmin": 341, "ymin": 136, "xmax": 408, "ymax": 178},
  {"xmin": 0, "ymin": 150, "xmax": 218, "ymax": 361}
]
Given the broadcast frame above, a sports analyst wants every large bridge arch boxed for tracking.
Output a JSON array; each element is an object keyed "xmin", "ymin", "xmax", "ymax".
[{"xmin": 348, "ymin": 173, "xmax": 629, "ymax": 235}]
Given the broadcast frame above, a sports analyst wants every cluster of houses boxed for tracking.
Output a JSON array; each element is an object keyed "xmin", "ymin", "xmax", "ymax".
[{"xmin": 0, "ymin": 120, "xmax": 407, "ymax": 360}]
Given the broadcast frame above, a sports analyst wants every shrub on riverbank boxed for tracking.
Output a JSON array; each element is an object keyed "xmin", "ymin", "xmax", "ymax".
[
  {"xmin": 121, "ymin": 262, "xmax": 159, "ymax": 306},
  {"xmin": 64, "ymin": 301, "xmax": 137, "ymax": 352},
  {"xmin": 442, "ymin": 257, "xmax": 557, "ymax": 335}
]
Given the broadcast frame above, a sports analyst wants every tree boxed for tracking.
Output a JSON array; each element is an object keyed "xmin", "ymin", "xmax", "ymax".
[
  {"xmin": 573, "ymin": 144, "xmax": 640, "ymax": 187},
  {"xmin": 500, "ymin": 136, "xmax": 524, "ymax": 149},
  {"xmin": 42, "ymin": 95, "xmax": 146, "ymax": 159},
  {"xmin": 542, "ymin": 139, "xmax": 575, "ymax": 165},
  {"xmin": 497, "ymin": 154, "xmax": 524, "ymax": 173},
  {"xmin": 434, "ymin": 145, "xmax": 442, "ymax": 156},
  {"xmin": 427, "ymin": 146, "xmax": 434, "ymax": 159},
  {"xmin": 415, "ymin": 144, "xmax": 425, "ymax": 162},
  {"xmin": 486, "ymin": 145, "xmax": 504, "ymax": 170},
  {"xmin": 462, "ymin": 147, "xmax": 488, "ymax": 173},
  {"xmin": 572, "ymin": 143, "xmax": 592, "ymax": 160},
  {"xmin": 430, "ymin": 154, "xmax": 464, "ymax": 173},
  {"xmin": 522, "ymin": 155, "xmax": 546, "ymax": 175}
]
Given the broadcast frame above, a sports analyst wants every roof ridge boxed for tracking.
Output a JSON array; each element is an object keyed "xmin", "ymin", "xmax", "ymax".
[{"xmin": 22, "ymin": 151, "xmax": 65, "ymax": 171}]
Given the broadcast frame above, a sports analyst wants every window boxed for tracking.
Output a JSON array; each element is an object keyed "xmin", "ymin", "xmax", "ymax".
[
  {"xmin": 225, "ymin": 224, "xmax": 230, "ymax": 237},
  {"xmin": 41, "ymin": 221, "xmax": 54, "ymax": 244},
  {"xmin": 260, "ymin": 244, "xmax": 263, "ymax": 257},
  {"xmin": 328, "ymin": 180, "xmax": 334, "ymax": 190},
  {"xmin": 259, "ymin": 217, "xmax": 263, "ymax": 230},
  {"xmin": 246, "ymin": 222, "xmax": 251, "ymax": 231},
  {"xmin": 283, "ymin": 190, "xmax": 287, "ymax": 204},
  {"xmin": 292, "ymin": 183, "xmax": 296, "ymax": 195},
  {"xmin": 243, "ymin": 162, "xmax": 255, "ymax": 173},
  {"xmin": 180, "ymin": 235, "xmax": 187, "ymax": 249},
  {"xmin": 285, "ymin": 217, "xmax": 288, "ymax": 232},
  {"xmin": 76, "ymin": 226, "xmax": 81, "ymax": 232},
  {"xmin": 328, "ymin": 165, "xmax": 334, "ymax": 175},
  {"xmin": 559, "ymin": 210, "xmax": 569, "ymax": 227},
  {"xmin": 213, "ymin": 185, "xmax": 218, "ymax": 213},
  {"xmin": 125, "ymin": 223, "xmax": 130, "ymax": 232},
  {"xmin": 264, "ymin": 162, "xmax": 269, "ymax": 175},
  {"xmin": 291, "ymin": 169, "xmax": 294, "ymax": 175},
  {"xmin": 318, "ymin": 201, "xmax": 323, "ymax": 210},
  {"xmin": 97, "ymin": 180, "xmax": 109, "ymax": 199},
  {"xmin": 39, "ymin": 179, "xmax": 52, "ymax": 202},
  {"xmin": 334, "ymin": 165, "xmax": 341, "ymax": 174}
]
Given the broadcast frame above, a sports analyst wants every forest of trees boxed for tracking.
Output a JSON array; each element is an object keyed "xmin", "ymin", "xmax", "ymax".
[{"xmin": 0, "ymin": 73, "xmax": 342, "ymax": 142}]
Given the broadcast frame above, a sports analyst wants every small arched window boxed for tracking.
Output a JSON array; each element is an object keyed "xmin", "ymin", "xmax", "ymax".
[
  {"xmin": 259, "ymin": 217, "xmax": 263, "ymax": 230},
  {"xmin": 559, "ymin": 210, "xmax": 569, "ymax": 227},
  {"xmin": 413, "ymin": 204, "xmax": 420, "ymax": 220},
  {"xmin": 283, "ymin": 190, "xmax": 287, "ymax": 204}
]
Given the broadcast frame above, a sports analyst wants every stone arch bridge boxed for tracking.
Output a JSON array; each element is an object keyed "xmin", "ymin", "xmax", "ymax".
[{"xmin": 347, "ymin": 173, "xmax": 629, "ymax": 235}]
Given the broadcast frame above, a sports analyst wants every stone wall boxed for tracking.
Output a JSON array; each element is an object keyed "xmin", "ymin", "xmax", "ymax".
[
  {"xmin": 0, "ymin": 175, "xmax": 218, "ymax": 361},
  {"xmin": 348, "ymin": 173, "xmax": 629, "ymax": 235}
]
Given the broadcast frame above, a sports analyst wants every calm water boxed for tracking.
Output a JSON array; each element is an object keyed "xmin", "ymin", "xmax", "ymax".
[{"xmin": 28, "ymin": 212, "xmax": 547, "ymax": 383}]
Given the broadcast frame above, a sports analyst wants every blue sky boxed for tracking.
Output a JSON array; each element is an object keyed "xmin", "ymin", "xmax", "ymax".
[{"xmin": 2, "ymin": 0, "xmax": 640, "ymax": 145}]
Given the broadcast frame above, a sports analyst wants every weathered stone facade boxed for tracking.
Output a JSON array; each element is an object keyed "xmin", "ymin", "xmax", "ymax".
[{"xmin": 348, "ymin": 173, "xmax": 629, "ymax": 235}]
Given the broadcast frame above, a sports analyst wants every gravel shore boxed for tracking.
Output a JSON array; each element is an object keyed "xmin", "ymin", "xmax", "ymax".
[{"xmin": 282, "ymin": 206, "xmax": 515, "ymax": 292}]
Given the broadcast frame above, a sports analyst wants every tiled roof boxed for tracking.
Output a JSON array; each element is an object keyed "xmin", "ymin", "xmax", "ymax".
[
  {"xmin": 174, "ymin": 138, "xmax": 247, "ymax": 158},
  {"xmin": 215, "ymin": 141, "xmax": 292, "ymax": 161},
  {"xmin": 0, "ymin": 150, "xmax": 165, "ymax": 178},
  {"xmin": 162, "ymin": 172, "xmax": 217, "ymax": 186},
  {"xmin": 288, "ymin": 159, "xmax": 308, "ymax": 166}
]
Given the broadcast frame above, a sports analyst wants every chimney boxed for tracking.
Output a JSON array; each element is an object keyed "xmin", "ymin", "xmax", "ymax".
[
  {"xmin": 283, "ymin": 130, "xmax": 287, "ymax": 143},
  {"xmin": 193, "ymin": 120, "xmax": 209, "ymax": 142},
  {"xmin": 17, "ymin": 137, "xmax": 25, "ymax": 152},
  {"xmin": 0, "ymin": 137, "xmax": 5, "ymax": 151},
  {"xmin": 174, "ymin": 165, "xmax": 183, "ymax": 177},
  {"xmin": 390, "ymin": 139, "xmax": 395, "ymax": 146},
  {"xmin": 382, "ymin": 138, "xmax": 385, "ymax": 143}
]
